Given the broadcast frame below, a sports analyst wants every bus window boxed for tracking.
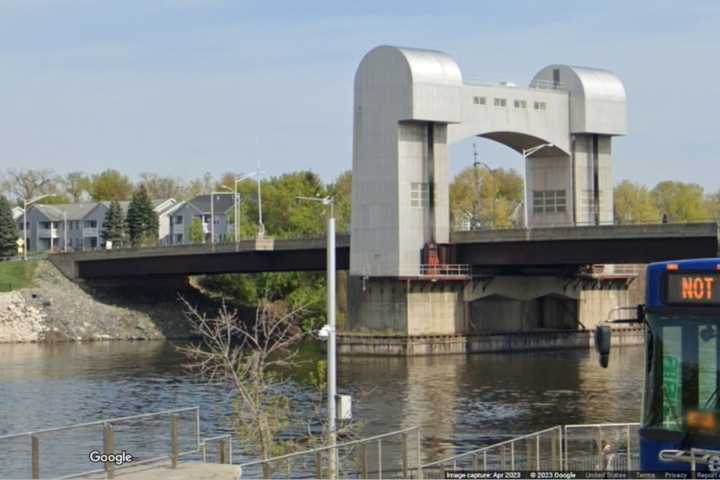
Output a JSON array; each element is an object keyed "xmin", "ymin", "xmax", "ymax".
[
  {"xmin": 662, "ymin": 326, "xmax": 683, "ymax": 430},
  {"xmin": 699, "ymin": 327, "xmax": 718, "ymax": 409}
]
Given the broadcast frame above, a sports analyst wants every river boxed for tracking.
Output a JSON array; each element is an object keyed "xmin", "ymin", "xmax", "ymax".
[{"xmin": 0, "ymin": 341, "xmax": 643, "ymax": 477}]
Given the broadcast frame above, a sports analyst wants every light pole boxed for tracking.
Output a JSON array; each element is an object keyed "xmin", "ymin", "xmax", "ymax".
[
  {"xmin": 210, "ymin": 190, "xmax": 233, "ymax": 245},
  {"xmin": 297, "ymin": 195, "xmax": 336, "ymax": 478},
  {"xmin": 256, "ymin": 170, "xmax": 266, "ymax": 237},
  {"xmin": 20, "ymin": 194, "xmax": 52, "ymax": 261},
  {"xmin": 521, "ymin": 143, "xmax": 554, "ymax": 228},
  {"xmin": 231, "ymin": 172, "xmax": 259, "ymax": 243},
  {"xmin": 63, "ymin": 211, "xmax": 67, "ymax": 253}
]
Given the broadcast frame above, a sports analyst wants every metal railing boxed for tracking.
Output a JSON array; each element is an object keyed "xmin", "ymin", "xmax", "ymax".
[
  {"xmin": 0, "ymin": 407, "xmax": 209, "ymax": 479},
  {"xmin": 237, "ymin": 426, "xmax": 422, "ymax": 479},
  {"xmin": 419, "ymin": 264, "xmax": 470, "ymax": 277},
  {"xmin": 420, "ymin": 426, "xmax": 563, "ymax": 477},
  {"xmin": 563, "ymin": 422, "xmax": 640, "ymax": 471}
]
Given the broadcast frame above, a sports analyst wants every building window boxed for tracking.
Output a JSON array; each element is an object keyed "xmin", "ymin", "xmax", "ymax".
[
  {"xmin": 494, "ymin": 98, "xmax": 507, "ymax": 107},
  {"xmin": 410, "ymin": 182, "xmax": 430, "ymax": 208},
  {"xmin": 534, "ymin": 101, "xmax": 547, "ymax": 110},
  {"xmin": 84, "ymin": 220, "xmax": 97, "ymax": 228},
  {"xmin": 514, "ymin": 99, "xmax": 527, "ymax": 109},
  {"xmin": 175, "ymin": 234, "xmax": 183, "ymax": 243},
  {"xmin": 40, "ymin": 221, "xmax": 50, "ymax": 229},
  {"xmin": 473, "ymin": 96, "xmax": 486, "ymax": 105},
  {"xmin": 533, "ymin": 190, "xmax": 567, "ymax": 214},
  {"xmin": 175, "ymin": 216, "xmax": 183, "ymax": 224}
]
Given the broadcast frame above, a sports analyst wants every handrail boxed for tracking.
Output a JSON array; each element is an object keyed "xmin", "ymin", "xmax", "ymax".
[
  {"xmin": 0, "ymin": 406, "xmax": 199, "ymax": 440},
  {"xmin": 421, "ymin": 425, "xmax": 561, "ymax": 469},
  {"xmin": 564, "ymin": 422, "xmax": 640, "ymax": 429},
  {"xmin": 238, "ymin": 426, "xmax": 419, "ymax": 468}
]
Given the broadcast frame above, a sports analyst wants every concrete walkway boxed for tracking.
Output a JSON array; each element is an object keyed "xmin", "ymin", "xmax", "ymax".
[{"xmin": 81, "ymin": 462, "xmax": 240, "ymax": 480}]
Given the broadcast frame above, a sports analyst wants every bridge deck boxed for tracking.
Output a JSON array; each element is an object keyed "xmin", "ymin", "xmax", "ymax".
[{"xmin": 49, "ymin": 224, "xmax": 719, "ymax": 279}]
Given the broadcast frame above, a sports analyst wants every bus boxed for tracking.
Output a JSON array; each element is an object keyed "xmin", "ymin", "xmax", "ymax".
[{"xmin": 596, "ymin": 258, "xmax": 720, "ymax": 471}]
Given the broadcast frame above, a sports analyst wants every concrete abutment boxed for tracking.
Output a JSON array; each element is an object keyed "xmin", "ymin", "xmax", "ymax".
[{"xmin": 345, "ymin": 273, "xmax": 638, "ymax": 355}]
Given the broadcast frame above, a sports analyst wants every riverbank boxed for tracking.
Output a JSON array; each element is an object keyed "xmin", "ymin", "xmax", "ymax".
[{"xmin": 0, "ymin": 260, "xmax": 198, "ymax": 343}]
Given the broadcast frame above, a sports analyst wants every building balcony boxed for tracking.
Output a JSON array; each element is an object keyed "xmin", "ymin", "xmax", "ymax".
[
  {"xmin": 172, "ymin": 224, "xmax": 185, "ymax": 234},
  {"xmin": 83, "ymin": 227, "xmax": 99, "ymax": 237},
  {"xmin": 38, "ymin": 228, "xmax": 59, "ymax": 238}
]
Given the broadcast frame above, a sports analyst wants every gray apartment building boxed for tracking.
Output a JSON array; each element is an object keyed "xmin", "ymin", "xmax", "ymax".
[
  {"xmin": 168, "ymin": 193, "xmax": 235, "ymax": 244},
  {"xmin": 17, "ymin": 199, "xmax": 177, "ymax": 252}
]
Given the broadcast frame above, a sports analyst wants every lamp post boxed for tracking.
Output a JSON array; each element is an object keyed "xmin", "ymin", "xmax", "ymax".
[
  {"xmin": 20, "ymin": 194, "xmax": 52, "ymax": 261},
  {"xmin": 297, "ymin": 195, "xmax": 336, "ymax": 478},
  {"xmin": 63, "ymin": 211, "xmax": 67, "ymax": 253},
  {"xmin": 231, "ymin": 172, "xmax": 259, "ymax": 243},
  {"xmin": 256, "ymin": 170, "xmax": 266, "ymax": 237},
  {"xmin": 521, "ymin": 143, "xmax": 554, "ymax": 228},
  {"xmin": 210, "ymin": 191, "xmax": 233, "ymax": 245}
]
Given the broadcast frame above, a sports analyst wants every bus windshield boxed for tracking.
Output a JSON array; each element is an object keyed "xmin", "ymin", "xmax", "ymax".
[{"xmin": 644, "ymin": 313, "xmax": 720, "ymax": 433}]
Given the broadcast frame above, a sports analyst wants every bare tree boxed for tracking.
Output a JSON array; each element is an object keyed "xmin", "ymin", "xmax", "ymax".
[
  {"xmin": 138, "ymin": 172, "xmax": 185, "ymax": 200},
  {"xmin": 61, "ymin": 171, "xmax": 91, "ymax": 202},
  {"xmin": 180, "ymin": 299, "xmax": 305, "ymax": 477},
  {"xmin": 3, "ymin": 168, "xmax": 58, "ymax": 201},
  {"xmin": 179, "ymin": 299, "xmax": 363, "ymax": 478}
]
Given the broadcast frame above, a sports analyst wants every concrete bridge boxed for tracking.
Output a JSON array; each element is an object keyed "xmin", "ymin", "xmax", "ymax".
[
  {"xmin": 50, "ymin": 223, "xmax": 718, "ymax": 280},
  {"xmin": 44, "ymin": 45, "xmax": 718, "ymax": 343}
]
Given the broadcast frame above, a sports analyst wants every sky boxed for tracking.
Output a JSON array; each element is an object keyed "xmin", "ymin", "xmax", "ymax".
[{"xmin": 0, "ymin": 0, "xmax": 718, "ymax": 190}]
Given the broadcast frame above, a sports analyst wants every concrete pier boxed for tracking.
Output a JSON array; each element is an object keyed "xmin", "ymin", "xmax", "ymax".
[{"xmin": 337, "ymin": 327, "xmax": 644, "ymax": 356}]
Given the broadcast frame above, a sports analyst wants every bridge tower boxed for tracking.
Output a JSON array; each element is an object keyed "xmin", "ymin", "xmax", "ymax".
[{"xmin": 348, "ymin": 45, "xmax": 627, "ymax": 335}]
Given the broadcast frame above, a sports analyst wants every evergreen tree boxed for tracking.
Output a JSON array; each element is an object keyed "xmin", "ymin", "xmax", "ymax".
[
  {"xmin": 0, "ymin": 196, "xmax": 19, "ymax": 257},
  {"xmin": 101, "ymin": 200, "xmax": 126, "ymax": 248},
  {"xmin": 126, "ymin": 185, "xmax": 159, "ymax": 246}
]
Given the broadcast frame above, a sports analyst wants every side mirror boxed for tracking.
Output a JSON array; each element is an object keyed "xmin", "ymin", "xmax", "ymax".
[{"xmin": 595, "ymin": 325, "xmax": 612, "ymax": 368}]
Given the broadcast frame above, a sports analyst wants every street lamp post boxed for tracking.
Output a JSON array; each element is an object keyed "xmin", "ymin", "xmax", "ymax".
[
  {"xmin": 20, "ymin": 194, "xmax": 52, "ymax": 261},
  {"xmin": 63, "ymin": 211, "xmax": 67, "ymax": 253},
  {"xmin": 521, "ymin": 143, "xmax": 554, "ymax": 228},
  {"xmin": 231, "ymin": 172, "xmax": 259, "ymax": 243},
  {"xmin": 297, "ymin": 195, "xmax": 337, "ymax": 478}
]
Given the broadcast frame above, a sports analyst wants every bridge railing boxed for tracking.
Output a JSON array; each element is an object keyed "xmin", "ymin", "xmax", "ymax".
[{"xmin": 419, "ymin": 264, "xmax": 471, "ymax": 277}]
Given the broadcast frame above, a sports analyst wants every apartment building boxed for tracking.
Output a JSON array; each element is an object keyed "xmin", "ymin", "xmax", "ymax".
[
  {"xmin": 18, "ymin": 199, "xmax": 177, "ymax": 252},
  {"xmin": 168, "ymin": 193, "xmax": 235, "ymax": 244}
]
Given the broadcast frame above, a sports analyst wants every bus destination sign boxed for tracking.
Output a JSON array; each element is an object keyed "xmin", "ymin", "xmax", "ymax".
[{"xmin": 666, "ymin": 272, "xmax": 720, "ymax": 305}]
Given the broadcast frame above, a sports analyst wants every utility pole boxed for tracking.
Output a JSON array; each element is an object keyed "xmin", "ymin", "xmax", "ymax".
[{"xmin": 297, "ymin": 195, "xmax": 337, "ymax": 479}]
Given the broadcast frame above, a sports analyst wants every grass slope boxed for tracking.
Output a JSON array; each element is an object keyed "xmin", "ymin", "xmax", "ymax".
[{"xmin": 0, "ymin": 260, "xmax": 37, "ymax": 291}]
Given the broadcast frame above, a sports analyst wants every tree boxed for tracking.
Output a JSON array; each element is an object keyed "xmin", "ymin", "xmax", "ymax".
[
  {"xmin": 450, "ymin": 166, "xmax": 522, "ymax": 229},
  {"xmin": 651, "ymin": 181, "xmax": 709, "ymax": 222},
  {"xmin": 179, "ymin": 299, "xmax": 360, "ymax": 478},
  {"xmin": 0, "ymin": 195, "xmax": 18, "ymax": 257},
  {"xmin": 35, "ymin": 194, "xmax": 71, "ymax": 205},
  {"xmin": 189, "ymin": 217, "xmax": 204, "ymax": 244},
  {"xmin": 126, "ymin": 185, "xmax": 159, "ymax": 246},
  {"xmin": 90, "ymin": 169, "xmax": 133, "ymax": 201},
  {"xmin": 138, "ymin": 172, "xmax": 185, "ymax": 200},
  {"xmin": 185, "ymin": 172, "xmax": 214, "ymax": 199},
  {"xmin": 614, "ymin": 180, "xmax": 661, "ymax": 224},
  {"xmin": 2, "ymin": 168, "xmax": 57, "ymax": 201},
  {"xmin": 62, "ymin": 172, "xmax": 91, "ymax": 202},
  {"xmin": 328, "ymin": 170, "xmax": 351, "ymax": 232},
  {"xmin": 101, "ymin": 200, "xmax": 126, "ymax": 248}
]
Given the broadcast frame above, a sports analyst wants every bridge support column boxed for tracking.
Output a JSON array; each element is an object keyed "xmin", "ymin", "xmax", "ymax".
[{"xmin": 347, "ymin": 276, "xmax": 468, "ymax": 335}]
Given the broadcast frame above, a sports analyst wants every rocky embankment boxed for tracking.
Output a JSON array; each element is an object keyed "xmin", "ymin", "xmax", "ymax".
[{"xmin": 0, "ymin": 261, "xmax": 196, "ymax": 343}]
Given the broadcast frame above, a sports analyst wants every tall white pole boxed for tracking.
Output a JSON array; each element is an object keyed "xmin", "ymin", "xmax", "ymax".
[
  {"xmin": 522, "ymin": 150, "xmax": 529, "ymax": 229},
  {"xmin": 257, "ymin": 175, "xmax": 264, "ymax": 237},
  {"xmin": 326, "ymin": 205, "xmax": 337, "ymax": 479},
  {"xmin": 234, "ymin": 184, "xmax": 239, "ymax": 243},
  {"xmin": 23, "ymin": 199, "xmax": 28, "ymax": 261},
  {"xmin": 210, "ymin": 194, "xmax": 215, "ymax": 245},
  {"xmin": 63, "ymin": 211, "xmax": 67, "ymax": 252}
]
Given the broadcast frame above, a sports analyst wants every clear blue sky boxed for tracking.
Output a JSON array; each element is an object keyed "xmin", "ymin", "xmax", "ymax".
[{"xmin": 1, "ymin": 0, "xmax": 718, "ymax": 191}]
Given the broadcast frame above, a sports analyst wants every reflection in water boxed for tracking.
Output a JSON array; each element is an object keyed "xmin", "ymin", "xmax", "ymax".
[{"xmin": 0, "ymin": 341, "xmax": 643, "ymax": 473}]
